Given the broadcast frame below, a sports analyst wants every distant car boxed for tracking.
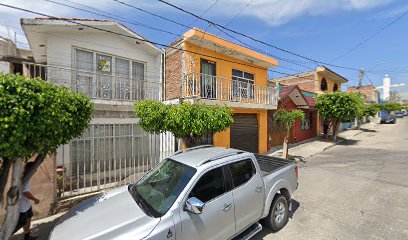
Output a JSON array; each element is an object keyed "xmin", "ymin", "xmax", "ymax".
[
  {"xmin": 381, "ymin": 116, "xmax": 396, "ymax": 124},
  {"xmin": 400, "ymin": 110, "xmax": 407, "ymax": 116},
  {"xmin": 395, "ymin": 112, "xmax": 404, "ymax": 118}
]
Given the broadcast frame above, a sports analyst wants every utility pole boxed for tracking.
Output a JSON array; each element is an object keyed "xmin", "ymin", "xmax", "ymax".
[
  {"xmin": 357, "ymin": 68, "xmax": 364, "ymax": 129},
  {"xmin": 358, "ymin": 68, "xmax": 364, "ymax": 90}
]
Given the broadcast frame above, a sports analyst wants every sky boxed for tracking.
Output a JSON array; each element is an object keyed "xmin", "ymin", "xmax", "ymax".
[{"xmin": 0, "ymin": 0, "xmax": 407, "ymax": 99}]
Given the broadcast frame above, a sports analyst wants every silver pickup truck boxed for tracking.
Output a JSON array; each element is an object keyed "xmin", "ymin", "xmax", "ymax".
[{"xmin": 49, "ymin": 146, "xmax": 298, "ymax": 240}]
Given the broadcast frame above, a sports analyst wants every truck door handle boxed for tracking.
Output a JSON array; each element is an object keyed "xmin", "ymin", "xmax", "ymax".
[
  {"xmin": 223, "ymin": 203, "xmax": 232, "ymax": 211},
  {"xmin": 255, "ymin": 186, "xmax": 262, "ymax": 192}
]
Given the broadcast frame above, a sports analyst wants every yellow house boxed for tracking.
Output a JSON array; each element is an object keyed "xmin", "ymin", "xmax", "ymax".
[{"xmin": 165, "ymin": 28, "xmax": 279, "ymax": 153}]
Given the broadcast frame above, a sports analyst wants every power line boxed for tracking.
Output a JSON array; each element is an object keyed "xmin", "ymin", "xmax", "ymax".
[
  {"xmin": 44, "ymin": 0, "xmax": 180, "ymax": 37},
  {"xmin": 0, "ymin": 3, "xmax": 320, "ymax": 82},
  {"xmin": 156, "ymin": 0, "xmax": 360, "ymax": 71},
  {"xmin": 333, "ymin": 9, "xmax": 408, "ymax": 61},
  {"xmin": 112, "ymin": 0, "xmax": 190, "ymax": 29},
  {"xmin": 224, "ymin": 0, "xmax": 254, "ymax": 27},
  {"xmin": 111, "ymin": 0, "xmax": 317, "ymax": 73}
]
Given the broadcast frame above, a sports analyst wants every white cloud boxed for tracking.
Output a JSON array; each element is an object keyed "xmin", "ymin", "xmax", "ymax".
[{"xmin": 0, "ymin": 0, "xmax": 396, "ymax": 47}]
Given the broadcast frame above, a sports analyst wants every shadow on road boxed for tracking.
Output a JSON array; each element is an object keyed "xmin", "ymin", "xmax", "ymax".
[
  {"xmin": 10, "ymin": 217, "xmax": 61, "ymax": 240},
  {"xmin": 336, "ymin": 138, "xmax": 360, "ymax": 146},
  {"xmin": 253, "ymin": 199, "xmax": 300, "ymax": 239},
  {"xmin": 359, "ymin": 128, "xmax": 377, "ymax": 133}
]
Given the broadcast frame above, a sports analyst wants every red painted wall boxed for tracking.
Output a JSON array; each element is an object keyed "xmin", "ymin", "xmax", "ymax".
[{"xmin": 271, "ymin": 96, "xmax": 317, "ymax": 145}]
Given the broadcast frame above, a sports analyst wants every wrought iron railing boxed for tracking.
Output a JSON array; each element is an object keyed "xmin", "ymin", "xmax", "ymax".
[
  {"xmin": 182, "ymin": 72, "xmax": 278, "ymax": 106},
  {"xmin": 23, "ymin": 63, "xmax": 162, "ymax": 102}
]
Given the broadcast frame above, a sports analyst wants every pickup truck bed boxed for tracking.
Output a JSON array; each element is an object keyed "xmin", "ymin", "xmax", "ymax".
[{"xmin": 254, "ymin": 154, "xmax": 294, "ymax": 176}]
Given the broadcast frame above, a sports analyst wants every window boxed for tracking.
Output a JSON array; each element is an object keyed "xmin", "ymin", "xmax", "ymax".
[
  {"xmin": 301, "ymin": 112, "xmax": 312, "ymax": 131},
  {"xmin": 333, "ymin": 83, "xmax": 339, "ymax": 92},
  {"xmin": 189, "ymin": 167, "xmax": 226, "ymax": 203},
  {"xmin": 229, "ymin": 159, "xmax": 255, "ymax": 188},
  {"xmin": 75, "ymin": 49, "xmax": 94, "ymax": 96},
  {"xmin": 320, "ymin": 78, "xmax": 328, "ymax": 91},
  {"xmin": 73, "ymin": 48, "xmax": 146, "ymax": 101},
  {"xmin": 115, "ymin": 58, "xmax": 130, "ymax": 100},
  {"xmin": 232, "ymin": 69, "xmax": 255, "ymax": 99}
]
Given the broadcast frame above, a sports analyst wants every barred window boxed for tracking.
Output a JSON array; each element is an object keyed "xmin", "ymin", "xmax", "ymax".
[{"xmin": 301, "ymin": 112, "xmax": 312, "ymax": 131}]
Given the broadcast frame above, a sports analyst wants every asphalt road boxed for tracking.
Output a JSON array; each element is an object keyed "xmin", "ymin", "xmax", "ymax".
[{"xmin": 255, "ymin": 117, "xmax": 408, "ymax": 240}]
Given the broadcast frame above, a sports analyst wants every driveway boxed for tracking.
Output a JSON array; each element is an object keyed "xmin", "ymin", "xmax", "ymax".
[{"xmin": 255, "ymin": 118, "xmax": 408, "ymax": 240}]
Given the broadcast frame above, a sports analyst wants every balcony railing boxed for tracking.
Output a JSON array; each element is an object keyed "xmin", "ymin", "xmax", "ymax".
[
  {"xmin": 182, "ymin": 72, "xmax": 278, "ymax": 106},
  {"xmin": 23, "ymin": 63, "xmax": 162, "ymax": 102}
]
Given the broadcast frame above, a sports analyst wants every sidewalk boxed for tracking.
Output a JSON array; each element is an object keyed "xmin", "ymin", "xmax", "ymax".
[{"xmin": 267, "ymin": 122, "xmax": 378, "ymax": 161}]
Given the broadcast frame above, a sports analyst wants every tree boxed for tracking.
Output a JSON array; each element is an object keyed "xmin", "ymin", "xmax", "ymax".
[
  {"xmin": 273, "ymin": 109, "xmax": 305, "ymax": 159},
  {"xmin": 379, "ymin": 102, "xmax": 403, "ymax": 115},
  {"xmin": 0, "ymin": 73, "xmax": 93, "ymax": 240},
  {"xmin": 135, "ymin": 100, "xmax": 233, "ymax": 148},
  {"xmin": 361, "ymin": 104, "xmax": 380, "ymax": 118},
  {"xmin": 316, "ymin": 92, "xmax": 362, "ymax": 142}
]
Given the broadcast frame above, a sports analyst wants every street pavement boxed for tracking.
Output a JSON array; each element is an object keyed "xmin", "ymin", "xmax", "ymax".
[
  {"xmin": 255, "ymin": 117, "xmax": 408, "ymax": 240},
  {"xmin": 11, "ymin": 118, "xmax": 407, "ymax": 240}
]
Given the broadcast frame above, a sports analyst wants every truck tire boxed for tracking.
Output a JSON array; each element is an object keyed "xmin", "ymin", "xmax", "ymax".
[{"xmin": 264, "ymin": 194, "xmax": 289, "ymax": 231}]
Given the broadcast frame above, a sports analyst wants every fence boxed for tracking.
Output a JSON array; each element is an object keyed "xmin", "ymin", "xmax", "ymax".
[
  {"xmin": 24, "ymin": 63, "xmax": 162, "ymax": 102},
  {"xmin": 182, "ymin": 72, "xmax": 278, "ymax": 106},
  {"xmin": 56, "ymin": 123, "xmax": 175, "ymax": 199}
]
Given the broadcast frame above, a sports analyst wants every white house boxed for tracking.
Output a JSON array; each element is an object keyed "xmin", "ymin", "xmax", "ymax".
[{"xmin": 21, "ymin": 18, "xmax": 166, "ymax": 199}]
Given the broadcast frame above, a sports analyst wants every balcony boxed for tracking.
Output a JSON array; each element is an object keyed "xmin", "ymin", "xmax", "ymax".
[
  {"xmin": 182, "ymin": 72, "xmax": 278, "ymax": 108},
  {"xmin": 23, "ymin": 63, "xmax": 162, "ymax": 103}
]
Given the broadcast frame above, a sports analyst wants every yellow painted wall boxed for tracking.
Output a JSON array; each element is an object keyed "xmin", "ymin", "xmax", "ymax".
[
  {"xmin": 316, "ymin": 72, "xmax": 342, "ymax": 95},
  {"xmin": 184, "ymin": 42, "xmax": 268, "ymax": 87},
  {"xmin": 183, "ymin": 42, "xmax": 270, "ymax": 153},
  {"xmin": 213, "ymin": 108, "xmax": 268, "ymax": 153}
]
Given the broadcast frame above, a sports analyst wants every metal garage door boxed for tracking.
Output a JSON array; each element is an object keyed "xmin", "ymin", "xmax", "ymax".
[{"xmin": 230, "ymin": 114, "xmax": 258, "ymax": 153}]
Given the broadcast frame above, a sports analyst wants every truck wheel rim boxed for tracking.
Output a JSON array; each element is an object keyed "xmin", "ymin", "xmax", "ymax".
[{"xmin": 274, "ymin": 202, "xmax": 285, "ymax": 224}]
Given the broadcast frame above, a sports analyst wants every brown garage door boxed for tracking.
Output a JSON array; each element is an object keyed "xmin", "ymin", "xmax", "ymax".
[{"xmin": 230, "ymin": 114, "xmax": 258, "ymax": 153}]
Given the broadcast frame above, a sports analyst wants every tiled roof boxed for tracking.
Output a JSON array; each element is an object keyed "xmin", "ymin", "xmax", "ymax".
[{"xmin": 304, "ymin": 96, "xmax": 316, "ymax": 107}]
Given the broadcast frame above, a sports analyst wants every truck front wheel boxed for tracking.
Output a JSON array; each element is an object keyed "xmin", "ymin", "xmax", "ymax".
[{"xmin": 264, "ymin": 194, "xmax": 289, "ymax": 231}]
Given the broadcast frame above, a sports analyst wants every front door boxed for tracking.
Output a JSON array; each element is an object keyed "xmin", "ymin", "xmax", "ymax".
[
  {"xmin": 200, "ymin": 59, "xmax": 216, "ymax": 99},
  {"xmin": 179, "ymin": 166, "xmax": 235, "ymax": 240}
]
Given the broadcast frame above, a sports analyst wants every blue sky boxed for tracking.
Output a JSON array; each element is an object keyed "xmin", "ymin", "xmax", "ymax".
[{"xmin": 1, "ymin": 0, "xmax": 407, "ymax": 99}]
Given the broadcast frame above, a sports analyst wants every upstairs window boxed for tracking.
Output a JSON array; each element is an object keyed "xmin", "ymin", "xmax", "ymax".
[
  {"xmin": 320, "ymin": 78, "xmax": 328, "ymax": 91},
  {"xmin": 333, "ymin": 83, "xmax": 339, "ymax": 92},
  {"xmin": 232, "ymin": 69, "xmax": 255, "ymax": 99}
]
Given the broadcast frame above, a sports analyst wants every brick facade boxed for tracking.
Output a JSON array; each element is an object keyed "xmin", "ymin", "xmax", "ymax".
[
  {"xmin": 278, "ymin": 74, "xmax": 316, "ymax": 92},
  {"xmin": 165, "ymin": 50, "xmax": 183, "ymax": 100},
  {"xmin": 347, "ymin": 85, "xmax": 376, "ymax": 103}
]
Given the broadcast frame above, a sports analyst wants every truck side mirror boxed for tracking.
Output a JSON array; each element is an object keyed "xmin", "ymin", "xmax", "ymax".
[{"xmin": 185, "ymin": 197, "xmax": 205, "ymax": 214}]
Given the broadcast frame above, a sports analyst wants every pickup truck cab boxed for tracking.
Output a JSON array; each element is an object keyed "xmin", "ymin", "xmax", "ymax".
[{"xmin": 49, "ymin": 146, "xmax": 298, "ymax": 240}]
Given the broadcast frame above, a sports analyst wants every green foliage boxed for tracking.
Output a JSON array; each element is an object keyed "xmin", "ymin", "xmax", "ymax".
[
  {"xmin": 361, "ymin": 104, "xmax": 380, "ymax": 117},
  {"xmin": 316, "ymin": 92, "xmax": 362, "ymax": 122},
  {"xmin": 378, "ymin": 102, "xmax": 403, "ymax": 113},
  {"xmin": 274, "ymin": 109, "xmax": 305, "ymax": 131},
  {"xmin": 0, "ymin": 73, "xmax": 93, "ymax": 160},
  {"xmin": 135, "ymin": 100, "xmax": 233, "ymax": 139}
]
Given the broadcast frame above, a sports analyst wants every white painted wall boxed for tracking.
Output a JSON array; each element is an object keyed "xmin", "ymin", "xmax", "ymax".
[
  {"xmin": 43, "ymin": 31, "xmax": 162, "ymax": 103},
  {"xmin": 0, "ymin": 61, "xmax": 10, "ymax": 73}
]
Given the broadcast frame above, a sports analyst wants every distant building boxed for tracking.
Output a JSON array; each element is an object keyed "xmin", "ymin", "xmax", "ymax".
[
  {"xmin": 271, "ymin": 66, "xmax": 349, "ymax": 136},
  {"xmin": 0, "ymin": 36, "xmax": 33, "ymax": 74},
  {"xmin": 346, "ymin": 85, "xmax": 380, "ymax": 103}
]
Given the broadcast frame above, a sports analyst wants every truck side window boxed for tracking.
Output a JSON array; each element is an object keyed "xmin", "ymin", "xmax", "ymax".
[
  {"xmin": 229, "ymin": 159, "xmax": 255, "ymax": 188},
  {"xmin": 189, "ymin": 167, "xmax": 226, "ymax": 203}
]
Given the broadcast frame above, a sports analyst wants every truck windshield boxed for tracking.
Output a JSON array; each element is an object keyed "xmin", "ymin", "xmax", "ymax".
[{"xmin": 130, "ymin": 159, "xmax": 196, "ymax": 218}]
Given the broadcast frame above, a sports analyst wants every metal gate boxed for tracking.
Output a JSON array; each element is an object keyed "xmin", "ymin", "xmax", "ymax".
[
  {"xmin": 230, "ymin": 114, "xmax": 259, "ymax": 153},
  {"xmin": 56, "ymin": 123, "xmax": 175, "ymax": 199}
]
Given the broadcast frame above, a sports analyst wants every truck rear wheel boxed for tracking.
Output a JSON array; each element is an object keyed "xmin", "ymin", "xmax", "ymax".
[{"xmin": 264, "ymin": 194, "xmax": 289, "ymax": 231}]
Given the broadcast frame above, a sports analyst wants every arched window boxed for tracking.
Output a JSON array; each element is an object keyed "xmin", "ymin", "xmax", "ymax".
[
  {"xmin": 333, "ymin": 84, "xmax": 339, "ymax": 92},
  {"xmin": 321, "ymin": 78, "xmax": 328, "ymax": 91}
]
